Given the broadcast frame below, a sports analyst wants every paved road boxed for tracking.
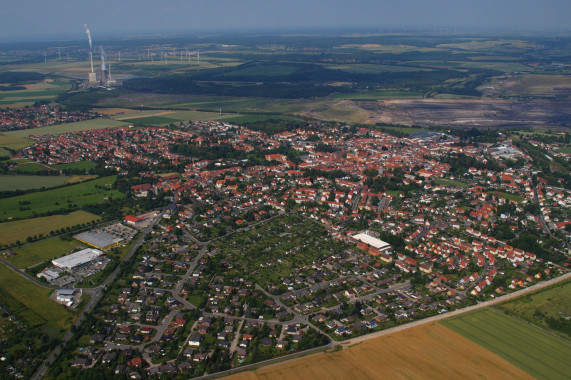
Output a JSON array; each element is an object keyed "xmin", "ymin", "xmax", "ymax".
[
  {"xmin": 0, "ymin": 257, "xmax": 56, "ymax": 289},
  {"xmin": 192, "ymin": 272, "xmax": 571, "ymax": 380},
  {"xmin": 31, "ymin": 207, "xmax": 169, "ymax": 380},
  {"xmin": 341, "ymin": 271, "xmax": 571, "ymax": 346}
]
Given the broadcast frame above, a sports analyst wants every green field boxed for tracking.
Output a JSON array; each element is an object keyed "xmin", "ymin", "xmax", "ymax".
[
  {"xmin": 0, "ymin": 80, "xmax": 71, "ymax": 106},
  {"xmin": 0, "ymin": 176, "xmax": 120, "ymax": 222},
  {"xmin": 117, "ymin": 110, "xmax": 236, "ymax": 124},
  {"xmin": 556, "ymin": 147, "xmax": 571, "ymax": 154},
  {"xmin": 377, "ymin": 125, "xmax": 426, "ymax": 135},
  {"xmin": 0, "ymin": 135, "xmax": 32, "ymax": 151},
  {"xmin": 8, "ymin": 237, "xmax": 84, "ymax": 269},
  {"xmin": 436, "ymin": 178, "xmax": 470, "ymax": 188},
  {"xmin": 4, "ymin": 118, "xmax": 126, "ymax": 137},
  {"xmin": 122, "ymin": 116, "xmax": 179, "ymax": 125},
  {"xmin": 13, "ymin": 162, "xmax": 50, "ymax": 174},
  {"xmin": 53, "ymin": 161, "xmax": 97, "ymax": 171},
  {"xmin": 0, "ymin": 269, "xmax": 74, "ymax": 330},
  {"xmin": 441, "ymin": 308, "xmax": 571, "ymax": 380},
  {"xmin": 490, "ymin": 191, "xmax": 527, "ymax": 203},
  {"xmin": 223, "ymin": 64, "xmax": 298, "ymax": 77},
  {"xmin": 332, "ymin": 90, "xmax": 424, "ymax": 100},
  {"xmin": 497, "ymin": 280, "xmax": 571, "ymax": 339},
  {"xmin": 0, "ymin": 211, "xmax": 99, "ymax": 246},
  {"xmin": 323, "ymin": 63, "xmax": 432, "ymax": 74},
  {"xmin": 0, "ymin": 175, "xmax": 71, "ymax": 191}
]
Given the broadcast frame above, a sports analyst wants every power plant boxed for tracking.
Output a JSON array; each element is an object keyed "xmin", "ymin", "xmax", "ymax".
[{"xmin": 83, "ymin": 24, "xmax": 119, "ymax": 88}]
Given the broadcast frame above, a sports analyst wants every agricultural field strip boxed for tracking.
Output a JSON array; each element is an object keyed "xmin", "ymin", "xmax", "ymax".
[
  {"xmin": 0, "ymin": 175, "xmax": 71, "ymax": 191},
  {"xmin": 0, "ymin": 211, "xmax": 99, "ymax": 247},
  {"xmin": 442, "ymin": 309, "xmax": 571, "ymax": 379},
  {"xmin": 336, "ymin": 272, "xmax": 571, "ymax": 347},
  {"xmin": 0, "ymin": 176, "xmax": 118, "ymax": 222},
  {"xmin": 182, "ymin": 273, "xmax": 571, "ymax": 380},
  {"xmin": 4, "ymin": 118, "xmax": 126, "ymax": 138}
]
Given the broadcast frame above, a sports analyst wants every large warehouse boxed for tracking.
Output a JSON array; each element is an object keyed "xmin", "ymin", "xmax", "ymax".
[
  {"xmin": 74, "ymin": 230, "xmax": 123, "ymax": 250},
  {"xmin": 352, "ymin": 232, "xmax": 391, "ymax": 251},
  {"xmin": 52, "ymin": 248, "xmax": 104, "ymax": 272}
]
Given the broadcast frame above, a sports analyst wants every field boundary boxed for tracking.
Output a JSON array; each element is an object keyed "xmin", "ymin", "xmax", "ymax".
[
  {"xmin": 196, "ymin": 272, "xmax": 571, "ymax": 379},
  {"xmin": 491, "ymin": 306, "xmax": 571, "ymax": 344}
]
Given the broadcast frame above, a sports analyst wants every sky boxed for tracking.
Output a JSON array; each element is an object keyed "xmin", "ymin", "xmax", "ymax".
[{"xmin": 1, "ymin": 0, "xmax": 570, "ymax": 41}]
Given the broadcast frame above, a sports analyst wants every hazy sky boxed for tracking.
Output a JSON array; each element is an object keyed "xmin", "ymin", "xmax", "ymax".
[{"xmin": 1, "ymin": 0, "xmax": 570, "ymax": 41}]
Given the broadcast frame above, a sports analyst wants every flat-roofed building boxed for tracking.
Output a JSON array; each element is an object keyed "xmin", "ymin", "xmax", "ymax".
[
  {"xmin": 74, "ymin": 230, "xmax": 123, "ymax": 250},
  {"xmin": 52, "ymin": 248, "xmax": 104, "ymax": 272},
  {"xmin": 352, "ymin": 232, "xmax": 391, "ymax": 252}
]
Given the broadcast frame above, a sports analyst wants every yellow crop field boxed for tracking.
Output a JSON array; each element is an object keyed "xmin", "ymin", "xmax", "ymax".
[{"xmin": 228, "ymin": 323, "xmax": 533, "ymax": 380}]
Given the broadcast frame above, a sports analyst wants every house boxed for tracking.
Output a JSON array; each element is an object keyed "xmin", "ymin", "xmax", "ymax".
[{"xmin": 188, "ymin": 333, "xmax": 203, "ymax": 346}]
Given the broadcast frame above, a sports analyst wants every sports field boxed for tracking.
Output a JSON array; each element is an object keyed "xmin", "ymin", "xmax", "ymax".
[
  {"xmin": 489, "ymin": 191, "xmax": 527, "ymax": 203},
  {"xmin": 0, "ymin": 176, "xmax": 118, "ymax": 222},
  {"xmin": 441, "ymin": 308, "xmax": 571, "ymax": 379},
  {"xmin": 0, "ymin": 211, "xmax": 99, "ymax": 246},
  {"xmin": 7, "ymin": 237, "xmax": 85, "ymax": 268},
  {"xmin": 228, "ymin": 322, "xmax": 532, "ymax": 380},
  {"xmin": 4, "ymin": 118, "xmax": 126, "ymax": 137}
]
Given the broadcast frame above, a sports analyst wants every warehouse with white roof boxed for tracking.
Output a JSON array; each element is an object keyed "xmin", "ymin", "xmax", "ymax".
[
  {"xmin": 52, "ymin": 248, "xmax": 104, "ymax": 272},
  {"xmin": 352, "ymin": 233, "xmax": 391, "ymax": 251}
]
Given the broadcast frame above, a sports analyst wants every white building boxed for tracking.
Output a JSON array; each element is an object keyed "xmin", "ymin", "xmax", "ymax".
[{"xmin": 52, "ymin": 248, "xmax": 104, "ymax": 272}]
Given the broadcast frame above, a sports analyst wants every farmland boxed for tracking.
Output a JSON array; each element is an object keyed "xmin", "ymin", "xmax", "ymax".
[
  {"xmin": 228, "ymin": 322, "xmax": 532, "ymax": 380},
  {"xmin": 0, "ymin": 135, "xmax": 32, "ymax": 151},
  {"xmin": 0, "ymin": 210, "xmax": 99, "ymax": 246},
  {"xmin": 0, "ymin": 79, "xmax": 71, "ymax": 106},
  {"xmin": 116, "ymin": 110, "xmax": 239, "ymax": 124},
  {"xmin": 7, "ymin": 237, "xmax": 85, "ymax": 269},
  {"xmin": 441, "ymin": 308, "xmax": 571, "ymax": 380},
  {"xmin": 0, "ymin": 268, "xmax": 75, "ymax": 330},
  {"xmin": 497, "ymin": 280, "xmax": 571, "ymax": 339},
  {"xmin": 0, "ymin": 176, "xmax": 119, "ymax": 222},
  {"xmin": 4, "ymin": 118, "xmax": 126, "ymax": 137},
  {"xmin": 0, "ymin": 175, "xmax": 70, "ymax": 191}
]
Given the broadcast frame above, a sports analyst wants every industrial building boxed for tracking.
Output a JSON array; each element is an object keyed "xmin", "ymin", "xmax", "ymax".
[
  {"xmin": 352, "ymin": 232, "xmax": 391, "ymax": 252},
  {"xmin": 52, "ymin": 248, "xmax": 104, "ymax": 272},
  {"xmin": 74, "ymin": 230, "xmax": 123, "ymax": 250},
  {"xmin": 55, "ymin": 289, "xmax": 78, "ymax": 307}
]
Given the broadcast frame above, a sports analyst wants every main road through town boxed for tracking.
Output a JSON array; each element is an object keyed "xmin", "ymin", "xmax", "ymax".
[{"xmin": 31, "ymin": 205, "xmax": 170, "ymax": 380}]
